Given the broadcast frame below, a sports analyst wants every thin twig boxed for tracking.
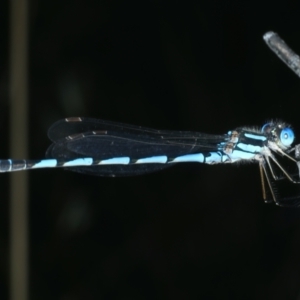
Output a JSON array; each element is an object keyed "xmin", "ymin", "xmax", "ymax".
[{"xmin": 263, "ymin": 31, "xmax": 300, "ymax": 78}]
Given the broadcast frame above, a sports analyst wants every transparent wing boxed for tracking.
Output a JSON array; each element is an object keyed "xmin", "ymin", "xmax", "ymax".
[{"xmin": 46, "ymin": 118, "xmax": 227, "ymax": 176}]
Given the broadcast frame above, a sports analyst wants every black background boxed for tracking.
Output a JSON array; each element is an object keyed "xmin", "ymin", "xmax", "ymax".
[{"xmin": 1, "ymin": 1, "xmax": 300, "ymax": 299}]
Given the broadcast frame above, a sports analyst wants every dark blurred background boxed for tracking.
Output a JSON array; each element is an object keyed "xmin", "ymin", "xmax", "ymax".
[{"xmin": 1, "ymin": 1, "xmax": 300, "ymax": 299}]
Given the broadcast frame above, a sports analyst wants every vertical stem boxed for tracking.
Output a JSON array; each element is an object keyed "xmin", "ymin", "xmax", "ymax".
[{"xmin": 9, "ymin": 0, "xmax": 29, "ymax": 299}]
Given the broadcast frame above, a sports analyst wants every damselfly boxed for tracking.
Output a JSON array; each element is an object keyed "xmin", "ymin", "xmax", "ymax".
[{"xmin": 3, "ymin": 117, "xmax": 300, "ymax": 206}]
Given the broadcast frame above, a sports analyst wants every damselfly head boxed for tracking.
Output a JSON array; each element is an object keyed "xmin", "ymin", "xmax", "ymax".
[{"xmin": 261, "ymin": 122, "xmax": 295, "ymax": 149}]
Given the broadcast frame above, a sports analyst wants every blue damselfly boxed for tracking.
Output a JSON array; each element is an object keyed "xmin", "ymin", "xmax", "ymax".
[{"xmin": 2, "ymin": 117, "xmax": 300, "ymax": 206}]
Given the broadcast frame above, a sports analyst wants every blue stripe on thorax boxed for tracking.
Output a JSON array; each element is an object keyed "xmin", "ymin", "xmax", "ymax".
[
  {"xmin": 236, "ymin": 143, "xmax": 263, "ymax": 154},
  {"xmin": 244, "ymin": 133, "xmax": 267, "ymax": 141},
  {"xmin": 238, "ymin": 131, "xmax": 266, "ymax": 148}
]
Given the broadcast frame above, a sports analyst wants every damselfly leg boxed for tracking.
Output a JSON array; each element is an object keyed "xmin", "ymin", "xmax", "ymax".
[{"xmin": 260, "ymin": 146, "xmax": 300, "ymax": 206}]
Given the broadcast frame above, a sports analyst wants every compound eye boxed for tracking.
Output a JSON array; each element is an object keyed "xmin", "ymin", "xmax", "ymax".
[
  {"xmin": 261, "ymin": 123, "xmax": 272, "ymax": 133},
  {"xmin": 280, "ymin": 127, "xmax": 294, "ymax": 147}
]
